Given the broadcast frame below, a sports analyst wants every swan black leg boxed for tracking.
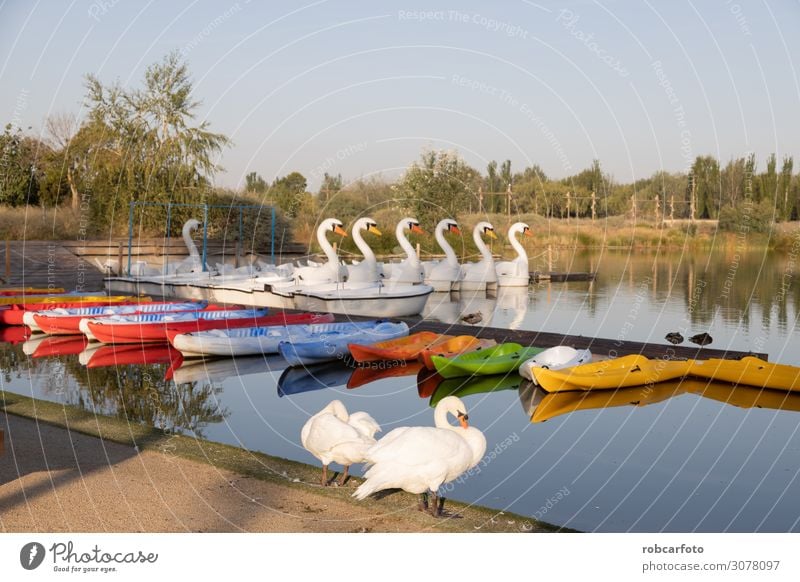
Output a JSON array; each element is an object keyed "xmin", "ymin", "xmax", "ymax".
[
  {"xmin": 417, "ymin": 492, "xmax": 429, "ymax": 512},
  {"xmin": 338, "ymin": 465, "xmax": 350, "ymax": 486},
  {"xmin": 429, "ymin": 490, "xmax": 439, "ymax": 517},
  {"xmin": 321, "ymin": 465, "xmax": 328, "ymax": 486},
  {"xmin": 437, "ymin": 496, "xmax": 446, "ymax": 516}
]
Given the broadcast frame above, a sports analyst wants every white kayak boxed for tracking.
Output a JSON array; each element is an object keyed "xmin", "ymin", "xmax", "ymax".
[{"xmin": 519, "ymin": 346, "xmax": 593, "ymax": 383}]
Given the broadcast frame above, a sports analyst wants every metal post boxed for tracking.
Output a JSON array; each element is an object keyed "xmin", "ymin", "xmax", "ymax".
[
  {"xmin": 238, "ymin": 206, "xmax": 243, "ymax": 268},
  {"xmin": 270, "ymin": 206, "xmax": 276, "ymax": 263},
  {"xmin": 164, "ymin": 203, "xmax": 172, "ymax": 275},
  {"xmin": 127, "ymin": 202, "xmax": 135, "ymax": 275},
  {"xmin": 201, "ymin": 204, "xmax": 208, "ymax": 272},
  {"xmin": 4, "ymin": 240, "xmax": 9, "ymax": 279}
]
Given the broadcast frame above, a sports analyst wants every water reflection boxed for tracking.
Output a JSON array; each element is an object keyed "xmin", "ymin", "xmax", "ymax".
[
  {"xmin": 277, "ymin": 362, "xmax": 354, "ymax": 396},
  {"xmin": 347, "ymin": 360, "xmax": 422, "ymax": 389},
  {"xmin": 170, "ymin": 355, "xmax": 283, "ymax": 384},
  {"xmin": 429, "ymin": 373, "xmax": 523, "ymax": 407}
]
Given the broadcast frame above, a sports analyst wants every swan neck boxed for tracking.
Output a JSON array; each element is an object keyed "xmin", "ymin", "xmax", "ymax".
[
  {"xmin": 353, "ymin": 226, "xmax": 376, "ymax": 265},
  {"xmin": 434, "ymin": 405, "xmax": 460, "ymax": 432},
  {"xmin": 397, "ymin": 223, "xmax": 418, "ymax": 265},
  {"xmin": 183, "ymin": 223, "xmax": 200, "ymax": 259},
  {"xmin": 436, "ymin": 224, "xmax": 458, "ymax": 265},
  {"xmin": 318, "ymin": 224, "xmax": 339, "ymax": 266},
  {"xmin": 509, "ymin": 229, "xmax": 527, "ymax": 262},
  {"xmin": 474, "ymin": 228, "xmax": 493, "ymax": 262}
]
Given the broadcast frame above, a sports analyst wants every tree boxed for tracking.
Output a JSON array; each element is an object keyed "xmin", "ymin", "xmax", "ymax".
[
  {"xmin": 0, "ymin": 124, "xmax": 39, "ymax": 206},
  {"xmin": 269, "ymin": 171, "xmax": 308, "ymax": 218},
  {"xmin": 319, "ymin": 172, "xmax": 342, "ymax": 202},
  {"xmin": 402, "ymin": 150, "xmax": 479, "ymax": 223},
  {"xmin": 245, "ymin": 171, "xmax": 267, "ymax": 194},
  {"xmin": 779, "ymin": 156, "xmax": 795, "ymax": 220}
]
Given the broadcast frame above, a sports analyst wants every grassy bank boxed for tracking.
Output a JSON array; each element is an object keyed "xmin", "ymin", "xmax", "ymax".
[{"xmin": 0, "ymin": 389, "xmax": 570, "ymax": 533}]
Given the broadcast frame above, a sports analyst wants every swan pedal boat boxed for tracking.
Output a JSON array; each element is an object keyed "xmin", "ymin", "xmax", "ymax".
[
  {"xmin": 0, "ymin": 296, "xmax": 151, "ymax": 325},
  {"xmin": 165, "ymin": 313, "xmax": 337, "ymax": 358},
  {"xmin": 279, "ymin": 321, "xmax": 410, "ymax": 367},
  {"xmin": 83, "ymin": 309, "xmax": 319, "ymax": 344},
  {"xmin": 533, "ymin": 354, "xmax": 694, "ymax": 392},
  {"xmin": 29, "ymin": 301, "xmax": 212, "ymax": 334},
  {"xmin": 689, "ymin": 356, "xmax": 800, "ymax": 392},
  {"xmin": 418, "ymin": 335, "xmax": 497, "ymax": 369},
  {"xmin": 348, "ymin": 331, "xmax": 453, "ymax": 363},
  {"xmin": 431, "ymin": 342, "xmax": 544, "ymax": 379}
]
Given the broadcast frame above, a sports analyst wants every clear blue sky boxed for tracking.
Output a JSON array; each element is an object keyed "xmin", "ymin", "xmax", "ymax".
[{"xmin": 2, "ymin": 0, "xmax": 799, "ymax": 190}]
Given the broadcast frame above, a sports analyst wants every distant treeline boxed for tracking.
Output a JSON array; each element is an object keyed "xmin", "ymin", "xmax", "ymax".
[{"xmin": 1, "ymin": 52, "xmax": 797, "ymax": 242}]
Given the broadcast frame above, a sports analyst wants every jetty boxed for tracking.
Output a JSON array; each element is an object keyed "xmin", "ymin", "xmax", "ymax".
[{"xmin": 1, "ymin": 240, "xmax": 104, "ymax": 291}]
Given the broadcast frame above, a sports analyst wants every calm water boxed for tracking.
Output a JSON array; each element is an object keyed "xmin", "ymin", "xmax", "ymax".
[{"xmin": 1, "ymin": 247, "xmax": 799, "ymax": 532}]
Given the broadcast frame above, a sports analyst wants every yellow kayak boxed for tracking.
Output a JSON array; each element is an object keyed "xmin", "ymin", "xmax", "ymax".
[
  {"xmin": 533, "ymin": 354, "xmax": 694, "ymax": 393},
  {"xmin": 688, "ymin": 380, "xmax": 800, "ymax": 411},
  {"xmin": 689, "ymin": 357, "xmax": 800, "ymax": 393},
  {"xmin": 0, "ymin": 287, "xmax": 65, "ymax": 295},
  {"xmin": 0, "ymin": 294, "xmax": 143, "ymax": 306}
]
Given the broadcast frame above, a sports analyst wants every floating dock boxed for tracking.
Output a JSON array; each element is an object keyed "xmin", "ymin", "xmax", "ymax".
[{"xmin": 530, "ymin": 271, "xmax": 596, "ymax": 282}]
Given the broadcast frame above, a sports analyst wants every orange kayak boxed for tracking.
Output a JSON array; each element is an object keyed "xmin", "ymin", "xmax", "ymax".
[
  {"xmin": 418, "ymin": 335, "xmax": 497, "ymax": 369},
  {"xmin": 348, "ymin": 331, "xmax": 452, "ymax": 363}
]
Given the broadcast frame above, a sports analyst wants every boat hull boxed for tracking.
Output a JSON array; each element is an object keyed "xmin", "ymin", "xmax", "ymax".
[
  {"xmin": 534, "ymin": 355, "xmax": 693, "ymax": 392},
  {"xmin": 690, "ymin": 357, "xmax": 800, "ymax": 392},
  {"xmin": 285, "ymin": 284, "xmax": 433, "ymax": 318},
  {"xmin": 432, "ymin": 343, "xmax": 544, "ymax": 378},
  {"xmin": 348, "ymin": 331, "xmax": 450, "ymax": 363}
]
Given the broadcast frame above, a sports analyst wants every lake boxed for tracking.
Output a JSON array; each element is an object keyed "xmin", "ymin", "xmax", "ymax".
[{"xmin": 2, "ymin": 246, "xmax": 799, "ymax": 532}]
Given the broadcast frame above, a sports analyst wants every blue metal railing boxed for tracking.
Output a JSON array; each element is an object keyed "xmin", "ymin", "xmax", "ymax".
[{"xmin": 126, "ymin": 202, "xmax": 276, "ymax": 275}]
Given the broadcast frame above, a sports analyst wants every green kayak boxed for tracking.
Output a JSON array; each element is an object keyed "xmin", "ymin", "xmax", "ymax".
[
  {"xmin": 429, "ymin": 373, "xmax": 524, "ymax": 407},
  {"xmin": 430, "ymin": 343, "xmax": 544, "ymax": 379}
]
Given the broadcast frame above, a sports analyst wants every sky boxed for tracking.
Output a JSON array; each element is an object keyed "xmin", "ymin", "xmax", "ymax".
[{"xmin": 1, "ymin": 0, "xmax": 799, "ymax": 191}]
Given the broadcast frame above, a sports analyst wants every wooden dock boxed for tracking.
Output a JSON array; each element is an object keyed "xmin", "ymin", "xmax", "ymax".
[
  {"xmin": 1, "ymin": 241, "xmax": 105, "ymax": 291},
  {"xmin": 531, "ymin": 271, "xmax": 596, "ymax": 282}
]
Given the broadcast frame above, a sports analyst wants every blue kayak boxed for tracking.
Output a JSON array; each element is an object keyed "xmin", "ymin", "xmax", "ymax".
[
  {"xmin": 278, "ymin": 320, "xmax": 409, "ymax": 367},
  {"xmin": 277, "ymin": 361, "xmax": 355, "ymax": 396}
]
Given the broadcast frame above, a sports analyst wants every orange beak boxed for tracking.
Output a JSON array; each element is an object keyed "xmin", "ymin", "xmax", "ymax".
[
  {"xmin": 524, "ymin": 228, "xmax": 533, "ymax": 237},
  {"xmin": 411, "ymin": 224, "xmax": 424, "ymax": 235},
  {"xmin": 458, "ymin": 415, "xmax": 469, "ymax": 429},
  {"xmin": 450, "ymin": 226, "xmax": 461, "ymax": 235},
  {"xmin": 334, "ymin": 225, "xmax": 348, "ymax": 237}
]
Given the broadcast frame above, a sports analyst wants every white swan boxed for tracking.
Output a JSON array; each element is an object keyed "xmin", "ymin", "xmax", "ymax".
[
  {"xmin": 353, "ymin": 395, "xmax": 486, "ymax": 516},
  {"xmin": 173, "ymin": 219, "xmax": 205, "ymax": 274},
  {"xmin": 495, "ymin": 222, "xmax": 532, "ymax": 287},
  {"xmin": 301, "ymin": 400, "xmax": 381, "ymax": 486},
  {"xmin": 292, "ymin": 218, "xmax": 349, "ymax": 284},
  {"xmin": 460, "ymin": 221, "xmax": 498, "ymax": 292},
  {"xmin": 383, "ymin": 217, "xmax": 425, "ymax": 284},
  {"xmin": 346, "ymin": 217, "xmax": 382, "ymax": 283},
  {"xmin": 422, "ymin": 219, "xmax": 463, "ymax": 292}
]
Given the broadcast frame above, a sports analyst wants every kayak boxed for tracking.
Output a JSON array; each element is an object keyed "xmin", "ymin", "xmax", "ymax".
[
  {"xmin": 347, "ymin": 361, "xmax": 423, "ymax": 389},
  {"xmin": 348, "ymin": 331, "xmax": 452, "ymax": 363},
  {"xmin": 85, "ymin": 309, "xmax": 327, "ymax": 344},
  {"xmin": 534, "ymin": 355, "xmax": 694, "ymax": 392},
  {"xmin": 31, "ymin": 301, "xmax": 213, "ymax": 335},
  {"xmin": 519, "ymin": 346, "xmax": 593, "ymax": 382},
  {"xmin": 0, "ymin": 287, "xmax": 65, "ymax": 295},
  {"xmin": 431, "ymin": 343, "xmax": 544, "ymax": 379},
  {"xmin": 277, "ymin": 361, "xmax": 355, "ymax": 396},
  {"xmin": 84, "ymin": 343, "xmax": 183, "ymax": 368},
  {"xmin": 530, "ymin": 379, "xmax": 688, "ymax": 423},
  {"xmin": 166, "ymin": 312, "xmax": 337, "ymax": 357},
  {"xmin": 167, "ymin": 355, "xmax": 284, "ymax": 384},
  {"xmin": 430, "ymin": 373, "xmax": 523, "ymax": 407},
  {"xmin": 0, "ymin": 293, "xmax": 146, "ymax": 307},
  {"xmin": 279, "ymin": 321, "xmax": 410, "ymax": 367},
  {"xmin": 688, "ymin": 379, "xmax": 800, "ymax": 412},
  {"xmin": 28, "ymin": 335, "xmax": 90, "ymax": 358},
  {"xmin": 0, "ymin": 325, "xmax": 31, "ymax": 344},
  {"xmin": 0, "ymin": 296, "xmax": 151, "ymax": 325},
  {"xmin": 689, "ymin": 356, "xmax": 800, "ymax": 392},
  {"xmin": 418, "ymin": 335, "xmax": 497, "ymax": 369}
]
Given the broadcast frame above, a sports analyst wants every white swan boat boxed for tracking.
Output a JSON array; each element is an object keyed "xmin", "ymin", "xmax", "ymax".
[
  {"xmin": 460, "ymin": 222, "xmax": 498, "ymax": 292},
  {"xmin": 422, "ymin": 219, "xmax": 463, "ymax": 292},
  {"xmin": 496, "ymin": 222, "xmax": 532, "ymax": 287},
  {"xmin": 382, "ymin": 218, "xmax": 425, "ymax": 284}
]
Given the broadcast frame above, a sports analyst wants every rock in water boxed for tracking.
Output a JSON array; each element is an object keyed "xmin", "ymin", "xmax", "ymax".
[
  {"xmin": 689, "ymin": 332, "xmax": 713, "ymax": 346},
  {"xmin": 665, "ymin": 332, "xmax": 684, "ymax": 345},
  {"xmin": 461, "ymin": 311, "xmax": 483, "ymax": 325}
]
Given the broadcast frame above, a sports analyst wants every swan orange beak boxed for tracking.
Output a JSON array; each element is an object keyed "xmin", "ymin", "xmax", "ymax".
[
  {"xmin": 523, "ymin": 227, "xmax": 533, "ymax": 237},
  {"xmin": 368, "ymin": 225, "xmax": 382, "ymax": 236},
  {"xmin": 457, "ymin": 411, "xmax": 469, "ymax": 429},
  {"xmin": 334, "ymin": 225, "xmax": 348, "ymax": 237},
  {"xmin": 485, "ymin": 229, "xmax": 497, "ymax": 240},
  {"xmin": 449, "ymin": 226, "xmax": 461, "ymax": 235},
  {"xmin": 411, "ymin": 224, "xmax": 424, "ymax": 235}
]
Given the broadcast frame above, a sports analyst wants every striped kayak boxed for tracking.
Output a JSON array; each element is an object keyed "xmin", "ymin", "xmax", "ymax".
[
  {"xmin": 30, "ymin": 301, "xmax": 212, "ymax": 334},
  {"xmin": 418, "ymin": 336, "xmax": 497, "ymax": 369},
  {"xmin": 0, "ymin": 287, "xmax": 65, "ymax": 295},
  {"xmin": 85, "ymin": 310, "xmax": 331, "ymax": 344},
  {"xmin": 534, "ymin": 355, "xmax": 694, "ymax": 393},
  {"xmin": 348, "ymin": 331, "xmax": 452, "ymax": 363},
  {"xmin": 689, "ymin": 357, "xmax": 800, "ymax": 392},
  {"xmin": 0, "ymin": 296, "xmax": 151, "ymax": 325},
  {"xmin": 430, "ymin": 373, "xmax": 523, "ymax": 406},
  {"xmin": 279, "ymin": 321, "xmax": 410, "ymax": 367},
  {"xmin": 166, "ymin": 312, "xmax": 337, "ymax": 357},
  {"xmin": 431, "ymin": 343, "xmax": 544, "ymax": 379}
]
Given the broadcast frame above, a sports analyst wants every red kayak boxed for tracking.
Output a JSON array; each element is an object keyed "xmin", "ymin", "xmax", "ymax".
[
  {"xmin": 29, "ymin": 336, "xmax": 89, "ymax": 358},
  {"xmin": 89, "ymin": 310, "xmax": 335, "ymax": 344},
  {"xmin": 0, "ymin": 299, "xmax": 151, "ymax": 326},
  {"xmin": 85, "ymin": 344, "xmax": 183, "ymax": 368},
  {"xmin": 33, "ymin": 301, "xmax": 226, "ymax": 335},
  {"xmin": 0, "ymin": 325, "xmax": 32, "ymax": 344}
]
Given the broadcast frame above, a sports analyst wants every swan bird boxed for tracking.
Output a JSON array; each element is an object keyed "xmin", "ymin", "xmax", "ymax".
[
  {"xmin": 301, "ymin": 400, "xmax": 381, "ymax": 486},
  {"xmin": 353, "ymin": 395, "xmax": 486, "ymax": 516}
]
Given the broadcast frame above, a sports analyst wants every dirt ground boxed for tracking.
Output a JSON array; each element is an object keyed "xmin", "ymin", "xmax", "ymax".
[{"xmin": 0, "ymin": 412, "xmax": 555, "ymax": 533}]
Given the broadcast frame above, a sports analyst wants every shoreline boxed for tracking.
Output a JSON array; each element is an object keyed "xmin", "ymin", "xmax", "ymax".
[{"xmin": 0, "ymin": 389, "xmax": 571, "ymax": 533}]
